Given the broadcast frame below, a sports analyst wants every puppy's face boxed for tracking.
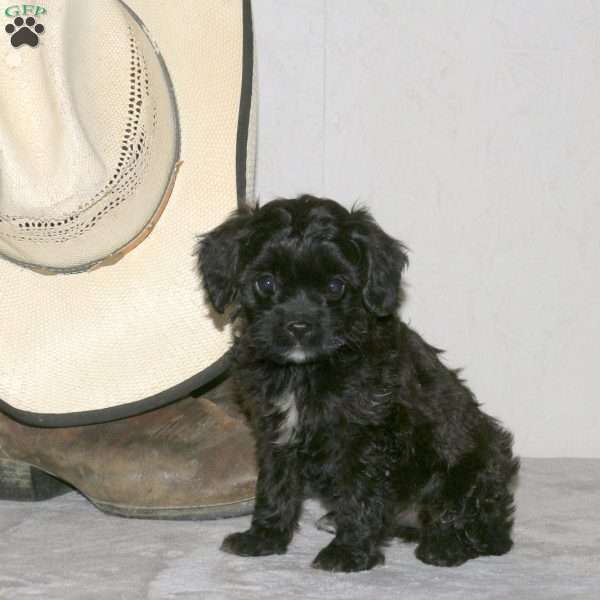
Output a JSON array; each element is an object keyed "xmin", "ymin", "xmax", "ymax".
[{"xmin": 197, "ymin": 196, "xmax": 407, "ymax": 364}]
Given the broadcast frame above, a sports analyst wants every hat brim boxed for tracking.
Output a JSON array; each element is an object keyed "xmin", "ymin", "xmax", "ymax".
[{"xmin": 0, "ymin": 0, "xmax": 254, "ymax": 426}]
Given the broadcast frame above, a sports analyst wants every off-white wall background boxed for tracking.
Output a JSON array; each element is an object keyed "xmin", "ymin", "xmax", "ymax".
[{"xmin": 251, "ymin": 0, "xmax": 600, "ymax": 458}]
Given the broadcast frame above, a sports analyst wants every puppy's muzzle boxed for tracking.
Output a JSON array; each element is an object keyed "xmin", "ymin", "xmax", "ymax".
[{"xmin": 286, "ymin": 320, "xmax": 312, "ymax": 341}]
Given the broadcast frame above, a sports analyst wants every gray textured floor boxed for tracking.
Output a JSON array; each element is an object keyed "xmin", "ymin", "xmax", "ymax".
[{"xmin": 1, "ymin": 458, "xmax": 599, "ymax": 599}]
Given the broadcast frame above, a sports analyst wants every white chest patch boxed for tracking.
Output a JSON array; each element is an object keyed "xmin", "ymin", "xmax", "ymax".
[
  {"xmin": 286, "ymin": 349, "xmax": 308, "ymax": 364},
  {"xmin": 273, "ymin": 391, "xmax": 299, "ymax": 445}
]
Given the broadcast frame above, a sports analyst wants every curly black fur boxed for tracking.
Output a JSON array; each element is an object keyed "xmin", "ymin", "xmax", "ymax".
[{"xmin": 197, "ymin": 195, "xmax": 519, "ymax": 572}]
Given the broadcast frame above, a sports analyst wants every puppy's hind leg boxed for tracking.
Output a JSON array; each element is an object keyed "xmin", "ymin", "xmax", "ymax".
[
  {"xmin": 316, "ymin": 509, "xmax": 420, "ymax": 542},
  {"xmin": 415, "ymin": 450, "xmax": 518, "ymax": 567}
]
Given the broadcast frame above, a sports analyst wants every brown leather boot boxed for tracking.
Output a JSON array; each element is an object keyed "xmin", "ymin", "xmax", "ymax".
[{"xmin": 0, "ymin": 394, "xmax": 256, "ymax": 520}]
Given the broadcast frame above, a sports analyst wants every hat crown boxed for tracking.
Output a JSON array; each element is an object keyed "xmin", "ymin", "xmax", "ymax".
[{"xmin": 0, "ymin": 0, "xmax": 178, "ymax": 272}]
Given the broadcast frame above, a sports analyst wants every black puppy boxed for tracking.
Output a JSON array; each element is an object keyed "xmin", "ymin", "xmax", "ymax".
[{"xmin": 197, "ymin": 195, "xmax": 518, "ymax": 572}]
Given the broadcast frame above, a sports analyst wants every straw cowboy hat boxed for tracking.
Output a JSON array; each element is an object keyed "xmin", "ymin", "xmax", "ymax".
[{"xmin": 0, "ymin": 0, "xmax": 257, "ymax": 518}]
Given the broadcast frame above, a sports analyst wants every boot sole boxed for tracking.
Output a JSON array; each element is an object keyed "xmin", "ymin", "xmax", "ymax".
[
  {"xmin": 0, "ymin": 458, "xmax": 254, "ymax": 520},
  {"xmin": 90, "ymin": 497, "xmax": 255, "ymax": 521}
]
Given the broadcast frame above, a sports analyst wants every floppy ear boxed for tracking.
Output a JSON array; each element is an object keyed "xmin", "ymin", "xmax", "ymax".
[
  {"xmin": 348, "ymin": 208, "xmax": 408, "ymax": 317},
  {"xmin": 195, "ymin": 208, "xmax": 253, "ymax": 313}
]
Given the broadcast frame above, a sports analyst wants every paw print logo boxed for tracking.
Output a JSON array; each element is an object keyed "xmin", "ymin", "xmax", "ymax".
[{"xmin": 5, "ymin": 16, "xmax": 45, "ymax": 48}]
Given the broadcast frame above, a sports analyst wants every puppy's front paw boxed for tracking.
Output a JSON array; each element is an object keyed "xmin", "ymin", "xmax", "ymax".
[
  {"xmin": 415, "ymin": 528, "xmax": 475, "ymax": 567},
  {"xmin": 221, "ymin": 529, "xmax": 288, "ymax": 557},
  {"xmin": 312, "ymin": 540, "xmax": 384, "ymax": 572}
]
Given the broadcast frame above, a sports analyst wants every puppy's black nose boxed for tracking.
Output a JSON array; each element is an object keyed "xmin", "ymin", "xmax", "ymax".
[{"xmin": 286, "ymin": 321, "xmax": 312, "ymax": 340}]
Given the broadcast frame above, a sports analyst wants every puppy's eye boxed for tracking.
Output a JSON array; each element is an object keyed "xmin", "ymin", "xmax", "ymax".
[
  {"xmin": 256, "ymin": 274, "xmax": 276, "ymax": 295},
  {"xmin": 326, "ymin": 277, "xmax": 346, "ymax": 300}
]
